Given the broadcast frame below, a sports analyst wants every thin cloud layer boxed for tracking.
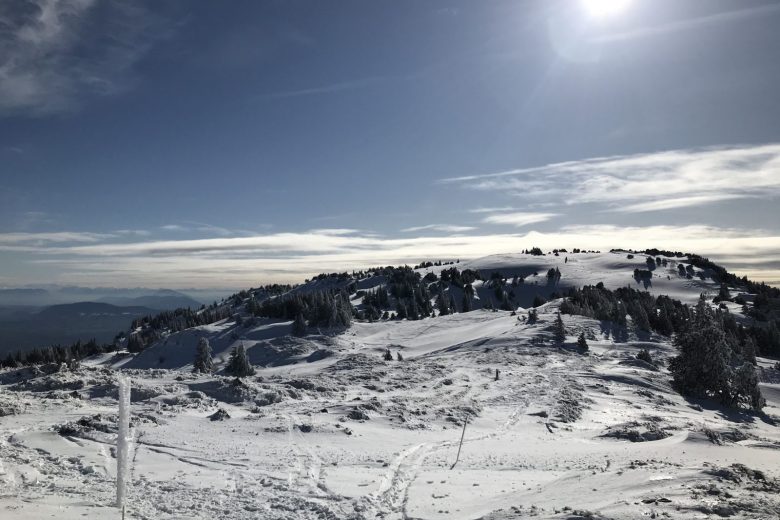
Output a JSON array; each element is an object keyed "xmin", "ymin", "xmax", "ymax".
[
  {"xmin": 9, "ymin": 225, "xmax": 780, "ymax": 287},
  {"xmin": 481, "ymin": 212, "xmax": 558, "ymax": 227},
  {"xmin": 0, "ymin": 231, "xmax": 111, "ymax": 244},
  {"xmin": 401, "ymin": 224, "xmax": 476, "ymax": 233},
  {"xmin": 443, "ymin": 143, "xmax": 780, "ymax": 213},
  {"xmin": 0, "ymin": 0, "xmax": 172, "ymax": 114}
]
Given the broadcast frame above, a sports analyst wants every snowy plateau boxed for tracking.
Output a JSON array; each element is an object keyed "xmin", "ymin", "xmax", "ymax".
[{"xmin": 1, "ymin": 252, "xmax": 779, "ymax": 520}]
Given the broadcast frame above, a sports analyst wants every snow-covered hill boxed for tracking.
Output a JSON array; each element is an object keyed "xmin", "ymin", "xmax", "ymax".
[
  {"xmin": 117, "ymin": 251, "xmax": 728, "ymax": 374},
  {"xmin": 1, "ymin": 251, "xmax": 779, "ymax": 519}
]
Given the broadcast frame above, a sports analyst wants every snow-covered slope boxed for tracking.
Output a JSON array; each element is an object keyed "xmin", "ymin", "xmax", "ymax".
[
  {"xmin": 1, "ymin": 252, "xmax": 779, "ymax": 519},
  {"xmin": 119, "ymin": 251, "xmax": 728, "ymax": 374}
]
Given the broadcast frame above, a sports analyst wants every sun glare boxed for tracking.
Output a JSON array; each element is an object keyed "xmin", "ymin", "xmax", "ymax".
[{"xmin": 581, "ymin": 0, "xmax": 631, "ymax": 18}]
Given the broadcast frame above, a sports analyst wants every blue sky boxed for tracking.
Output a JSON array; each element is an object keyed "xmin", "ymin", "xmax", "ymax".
[{"xmin": 1, "ymin": 0, "xmax": 780, "ymax": 288}]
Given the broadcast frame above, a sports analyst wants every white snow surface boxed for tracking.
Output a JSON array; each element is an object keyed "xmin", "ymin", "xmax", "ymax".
[{"xmin": 1, "ymin": 252, "xmax": 779, "ymax": 519}]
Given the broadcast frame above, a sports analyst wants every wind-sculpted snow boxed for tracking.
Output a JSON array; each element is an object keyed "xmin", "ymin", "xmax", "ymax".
[{"xmin": 1, "ymin": 253, "xmax": 780, "ymax": 519}]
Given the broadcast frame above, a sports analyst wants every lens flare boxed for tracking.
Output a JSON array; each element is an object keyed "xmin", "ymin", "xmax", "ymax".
[{"xmin": 582, "ymin": 0, "xmax": 631, "ymax": 18}]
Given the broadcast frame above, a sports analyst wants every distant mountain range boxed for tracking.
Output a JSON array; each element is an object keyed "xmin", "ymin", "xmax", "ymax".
[
  {"xmin": 0, "ymin": 286, "xmax": 209, "ymax": 308},
  {"xmin": 0, "ymin": 288, "xmax": 213, "ymax": 355},
  {"xmin": 0, "ymin": 302, "xmax": 155, "ymax": 354},
  {"xmin": 96, "ymin": 291, "xmax": 203, "ymax": 311}
]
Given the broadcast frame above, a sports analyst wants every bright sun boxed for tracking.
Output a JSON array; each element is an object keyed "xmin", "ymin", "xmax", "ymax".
[{"xmin": 581, "ymin": 0, "xmax": 631, "ymax": 18}]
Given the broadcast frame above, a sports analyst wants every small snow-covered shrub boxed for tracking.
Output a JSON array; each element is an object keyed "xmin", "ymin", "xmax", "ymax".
[{"xmin": 577, "ymin": 332, "xmax": 589, "ymax": 351}]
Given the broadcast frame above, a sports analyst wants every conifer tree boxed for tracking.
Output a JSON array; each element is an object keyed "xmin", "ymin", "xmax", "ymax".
[
  {"xmin": 396, "ymin": 300, "xmax": 407, "ymax": 320},
  {"xmin": 500, "ymin": 291, "xmax": 513, "ymax": 311},
  {"xmin": 742, "ymin": 336, "xmax": 757, "ymax": 365},
  {"xmin": 632, "ymin": 304, "xmax": 651, "ymax": 331},
  {"xmin": 734, "ymin": 362, "xmax": 765, "ymax": 410},
  {"xmin": 193, "ymin": 337, "xmax": 214, "ymax": 373},
  {"xmin": 408, "ymin": 297, "xmax": 420, "ymax": 320},
  {"xmin": 577, "ymin": 331, "xmax": 588, "ymax": 350},
  {"xmin": 436, "ymin": 290, "xmax": 450, "ymax": 316},
  {"xmin": 462, "ymin": 290, "xmax": 472, "ymax": 312},
  {"xmin": 127, "ymin": 334, "xmax": 144, "ymax": 353},
  {"xmin": 553, "ymin": 312, "xmax": 566, "ymax": 343},
  {"xmin": 226, "ymin": 343, "xmax": 255, "ymax": 377},
  {"xmin": 292, "ymin": 313, "xmax": 307, "ymax": 337},
  {"xmin": 670, "ymin": 305, "xmax": 738, "ymax": 407}
]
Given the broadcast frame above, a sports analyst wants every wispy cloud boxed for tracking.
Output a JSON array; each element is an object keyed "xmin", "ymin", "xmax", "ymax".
[
  {"xmin": 0, "ymin": 0, "xmax": 174, "ymax": 115},
  {"xmin": 308, "ymin": 228, "xmax": 361, "ymax": 236},
  {"xmin": 481, "ymin": 212, "xmax": 557, "ymax": 227},
  {"xmin": 265, "ymin": 76, "xmax": 391, "ymax": 99},
  {"xmin": 188, "ymin": 222, "xmax": 234, "ymax": 237},
  {"xmin": 401, "ymin": 224, "xmax": 476, "ymax": 233},
  {"xmin": 608, "ymin": 194, "xmax": 749, "ymax": 213},
  {"xmin": 441, "ymin": 143, "xmax": 780, "ymax": 212},
  {"xmin": 114, "ymin": 229, "xmax": 151, "ymax": 237},
  {"xmin": 468, "ymin": 207, "xmax": 516, "ymax": 214},
  {"xmin": 161, "ymin": 224, "xmax": 185, "ymax": 232},
  {"xmin": 0, "ymin": 231, "xmax": 111, "ymax": 244}
]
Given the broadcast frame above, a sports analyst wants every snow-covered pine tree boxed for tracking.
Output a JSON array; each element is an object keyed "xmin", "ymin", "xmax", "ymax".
[
  {"xmin": 226, "ymin": 343, "xmax": 255, "ymax": 377},
  {"xmin": 669, "ymin": 301, "xmax": 758, "ymax": 409},
  {"xmin": 436, "ymin": 289, "xmax": 450, "ymax": 316},
  {"xmin": 577, "ymin": 331, "xmax": 588, "ymax": 350},
  {"xmin": 193, "ymin": 337, "xmax": 214, "ymax": 373},
  {"xmin": 734, "ymin": 362, "xmax": 765, "ymax": 410},
  {"xmin": 553, "ymin": 312, "xmax": 566, "ymax": 343}
]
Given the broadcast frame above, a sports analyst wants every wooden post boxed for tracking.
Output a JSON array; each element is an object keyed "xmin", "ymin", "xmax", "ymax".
[
  {"xmin": 450, "ymin": 416, "xmax": 469, "ymax": 470},
  {"xmin": 117, "ymin": 376, "xmax": 130, "ymax": 508}
]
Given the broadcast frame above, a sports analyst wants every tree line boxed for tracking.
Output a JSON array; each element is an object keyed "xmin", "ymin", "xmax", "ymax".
[
  {"xmin": 1, "ymin": 338, "xmax": 117, "ymax": 368},
  {"xmin": 560, "ymin": 284, "xmax": 769, "ymax": 410}
]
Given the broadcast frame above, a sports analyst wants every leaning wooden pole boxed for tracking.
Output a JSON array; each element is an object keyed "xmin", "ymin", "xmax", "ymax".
[{"xmin": 450, "ymin": 416, "xmax": 469, "ymax": 470}]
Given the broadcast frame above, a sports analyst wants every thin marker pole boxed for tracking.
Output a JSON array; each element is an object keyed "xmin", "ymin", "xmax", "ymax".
[
  {"xmin": 117, "ymin": 376, "xmax": 131, "ymax": 508},
  {"xmin": 450, "ymin": 416, "xmax": 468, "ymax": 470}
]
